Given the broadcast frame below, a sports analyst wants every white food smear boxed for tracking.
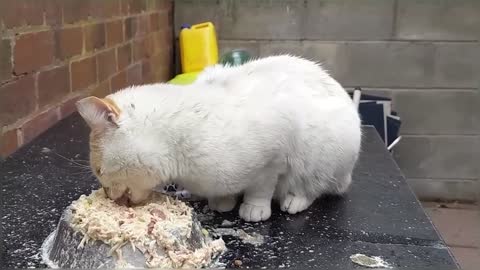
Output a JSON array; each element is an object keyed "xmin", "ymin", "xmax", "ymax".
[
  {"xmin": 350, "ymin": 253, "xmax": 392, "ymax": 268},
  {"xmin": 69, "ymin": 189, "xmax": 225, "ymax": 268},
  {"xmin": 214, "ymin": 228, "xmax": 264, "ymax": 246}
]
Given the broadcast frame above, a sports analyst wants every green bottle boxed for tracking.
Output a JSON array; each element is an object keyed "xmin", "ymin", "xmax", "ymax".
[{"xmin": 220, "ymin": 49, "xmax": 251, "ymax": 66}]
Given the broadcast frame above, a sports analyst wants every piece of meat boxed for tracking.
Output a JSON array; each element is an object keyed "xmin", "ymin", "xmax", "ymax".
[{"xmin": 150, "ymin": 208, "xmax": 166, "ymax": 219}]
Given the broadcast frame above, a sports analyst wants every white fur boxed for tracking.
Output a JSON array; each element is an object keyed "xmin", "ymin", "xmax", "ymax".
[{"xmin": 78, "ymin": 55, "xmax": 362, "ymax": 222}]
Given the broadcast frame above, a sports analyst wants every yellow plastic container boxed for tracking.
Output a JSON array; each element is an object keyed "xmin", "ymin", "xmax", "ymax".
[{"xmin": 179, "ymin": 22, "xmax": 219, "ymax": 73}]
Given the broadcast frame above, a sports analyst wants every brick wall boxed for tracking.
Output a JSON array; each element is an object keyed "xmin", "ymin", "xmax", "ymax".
[
  {"xmin": 0, "ymin": 0, "xmax": 173, "ymax": 158},
  {"xmin": 175, "ymin": 0, "xmax": 480, "ymax": 202}
]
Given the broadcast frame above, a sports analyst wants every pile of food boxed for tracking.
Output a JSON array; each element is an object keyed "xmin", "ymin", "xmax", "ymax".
[{"xmin": 69, "ymin": 189, "xmax": 225, "ymax": 268}]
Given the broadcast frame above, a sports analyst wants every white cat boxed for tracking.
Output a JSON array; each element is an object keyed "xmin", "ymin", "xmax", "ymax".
[{"xmin": 76, "ymin": 55, "xmax": 362, "ymax": 222}]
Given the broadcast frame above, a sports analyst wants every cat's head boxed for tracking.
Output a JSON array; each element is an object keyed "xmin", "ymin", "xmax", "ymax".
[{"xmin": 75, "ymin": 96, "xmax": 157, "ymax": 204}]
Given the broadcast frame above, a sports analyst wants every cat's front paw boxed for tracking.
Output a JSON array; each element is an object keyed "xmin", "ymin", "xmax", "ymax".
[
  {"xmin": 280, "ymin": 194, "xmax": 312, "ymax": 214},
  {"xmin": 208, "ymin": 196, "xmax": 237, "ymax": 212},
  {"xmin": 239, "ymin": 203, "xmax": 271, "ymax": 222}
]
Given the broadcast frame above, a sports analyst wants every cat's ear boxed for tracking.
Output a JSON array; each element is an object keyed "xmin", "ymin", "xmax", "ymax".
[{"xmin": 75, "ymin": 96, "xmax": 120, "ymax": 129}]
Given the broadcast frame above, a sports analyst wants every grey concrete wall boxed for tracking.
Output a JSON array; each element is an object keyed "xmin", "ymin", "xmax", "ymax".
[{"xmin": 175, "ymin": 0, "xmax": 480, "ymax": 202}]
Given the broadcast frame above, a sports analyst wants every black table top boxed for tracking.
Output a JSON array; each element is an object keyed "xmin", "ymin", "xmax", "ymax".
[{"xmin": 1, "ymin": 114, "xmax": 457, "ymax": 269}]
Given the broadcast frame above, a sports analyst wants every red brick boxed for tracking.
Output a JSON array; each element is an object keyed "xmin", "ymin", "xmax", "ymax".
[
  {"xmin": 59, "ymin": 95, "xmax": 86, "ymax": 119},
  {"xmin": 150, "ymin": 12, "xmax": 160, "ymax": 31},
  {"xmin": 119, "ymin": 0, "xmax": 129, "ymax": 15},
  {"xmin": 71, "ymin": 56, "xmax": 97, "ymax": 91},
  {"xmin": 54, "ymin": 27, "xmax": 83, "ymax": 60},
  {"xmin": 97, "ymin": 49, "xmax": 117, "ymax": 82},
  {"xmin": 14, "ymin": 31, "xmax": 54, "ymax": 75},
  {"xmin": 38, "ymin": 65, "xmax": 70, "ymax": 108},
  {"xmin": 153, "ymin": 28, "xmax": 172, "ymax": 51},
  {"xmin": 106, "ymin": 20, "xmax": 124, "ymax": 47},
  {"xmin": 0, "ymin": 75, "xmax": 35, "ymax": 126},
  {"xmin": 145, "ymin": 0, "xmax": 158, "ymax": 11},
  {"xmin": 157, "ymin": 10, "xmax": 169, "ymax": 28},
  {"xmin": 44, "ymin": 0, "xmax": 63, "ymax": 25},
  {"xmin": 152, "ymin": 66, "xmax": 170, "ymax": 82},
  {"xmin": 151, "ymin": 30, "xmax": 171, "ymax": 56},
  {"xmin": 124, "ymin": 17, "xmax": 136, "ymax": 40},
  {"xmin": 0, "ymin": 129, "xmax": 19, "ymax": 158},
  {"xmin": 136, "ymin": 14, "xmax": 150, "ymax": 37},
  {"xmin": 92, "ymin": 80, "xmax": 111, "ymax": 98},
  {"xmin": 0, "ymin": 0, "xmax": 44, "ymax": 28},
  {"xmin": 150, "ymin": 48, "xmax": 172, "ymax": 70},
  {"xmin": 62, "ymin": 0, "xmax": 91, "ymax": 24},
  {"xmin": 158, "ymin": 0, "xmax": 172, "ymax": 10},
  {"xmin": 111, "ymin": 70, "xmax": 128, "ymax": 92},
  {"xmin": 117, "ymin": 43, "xmax": 132, "ymax": 70},
  {"xmin": 133, "ymin": 37, "xmax": 153, "ymax": 61},
  {"xmin": 0, "ymin": 39, "xmax": 12, "ymax": 82},
  {"xmin": 22, "ymin": 108, "xmax": 60, "ymax": 145},
  {"xmin": 129, "ymin": 0, "xmax": 146, "ymax": 14},
  {"xmin": 90, "ymin": 0, "xmax": 121, "ymax": 19},
  {"xmin": 127, "ymin": 63, "xmax": 142, "ymax": 86},
  {"xmin": 84, "ymin": 23, "xmax": 106, "ymax": 52},
  {"xmin": 150, "ymin": 52, "xmax": 171, "ymax": 82},
  {"xmin": 167, "ymin": 6, "xmax": 173, "ymax": 27},
  {"xmin": 142, "ymin": 60, "xmax": 151, "ymax": 82}
]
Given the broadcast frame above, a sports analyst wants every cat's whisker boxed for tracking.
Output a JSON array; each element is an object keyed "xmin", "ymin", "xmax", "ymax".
[{"xmin": 53, "ymin": 152, "xmax": 91, "ymax": 168}]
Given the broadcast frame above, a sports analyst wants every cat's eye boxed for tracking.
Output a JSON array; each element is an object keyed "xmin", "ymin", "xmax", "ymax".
[
  {"xmin": 106, "ymin": 113, "xmax": 119, "ymax": 127},
  {"xmin": 107, "ymin": 113, "xmax": 115, "ymax": 123},
  {"xmin": 96, "ymin": 168, "xmax": 102, "ymax": 175}
]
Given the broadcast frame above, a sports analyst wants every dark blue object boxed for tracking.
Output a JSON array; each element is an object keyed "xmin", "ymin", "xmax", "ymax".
[
  {"xmin": 359, "ymin": 101, "xmax": 386, "ymax": 141},
  {"xmin": 180, "ymin": 23, "xmax": 191, "ymax": 29},
  {"xmin": 387, "ymin": 115, "xmax": 402, "ymax": 146}
]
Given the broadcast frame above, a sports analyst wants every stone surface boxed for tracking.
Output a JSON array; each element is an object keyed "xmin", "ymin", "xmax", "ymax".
[
  {"xmin": 394, "ymin": 136, "xmax": 479, "ymax": 180},
  {"xmin": 395, "ymin": 0, "xmax": 480, "ymax": 41},
  {"xmin": 450, "ymin": 247, "xmax": 480, "ymax": 269},
  {"xmin": 433, "ymin": 43, "xmax": 480, "ymax": 89},
  {"xmin": 304, "ymin": 0, "xmax": 395, "ymax": 40},
  {"xmin": 424, "ymin": 206, "xmax": 480, "ymax": 248},
  {"xmin": 218, "ymin": 0, "xmax": 304, "ymax": 40},
  {"xmin": 335, "ymin": 42, "xmax": 435, "ymax": 88},
  {"xmin": 422, "ymin": 202, "xmax": 480, "ymax": 269},
  {"xmin": 219, "ymin": 40, "xmax": 260, "ymax": 58},
  {"xmin": 392, "ymin": 90, "xmax": 480, "ymax": 135},
  {"xmin": 174, "ymin": 0, "xmax": 221, "ymax": 37},
  {"xmin": 0, "ymin": 115, "xmax": 456, "ymax": 268},
  {"xmin": 410, "ymin": 179, "xmax": 479, "ymax": 203},
  {"xmin": 258, "ymin": 41, "xmax": 304, "ymax": 58}
]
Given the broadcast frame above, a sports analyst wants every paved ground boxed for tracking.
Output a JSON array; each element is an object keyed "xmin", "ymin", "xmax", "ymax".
[{"xmin": 422, "ymin": 202, "xmax": 480, "ymax": 269}]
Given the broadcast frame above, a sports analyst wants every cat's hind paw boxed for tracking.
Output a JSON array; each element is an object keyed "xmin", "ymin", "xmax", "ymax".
[
  {"xmin": 239, "ymin": 203, "xmax": 271, "ymax": 222},
  {"xmin": 280, "ymin": 194, "xmax": 312, "ymax": 214},
  {"xmin": 208, "ymin": 196, "xmax": 237, "ymax": 212}
]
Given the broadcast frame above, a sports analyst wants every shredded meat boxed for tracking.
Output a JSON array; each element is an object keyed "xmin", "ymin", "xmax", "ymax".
[{"xmin": 70, "ymin": 189, "xmax": 225, "ymax": 268}]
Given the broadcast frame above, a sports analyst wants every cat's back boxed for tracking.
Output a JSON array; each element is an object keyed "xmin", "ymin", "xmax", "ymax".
[{"xmin": 196, "ymin": 55, "xmax": 349, "ymax": 99}]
